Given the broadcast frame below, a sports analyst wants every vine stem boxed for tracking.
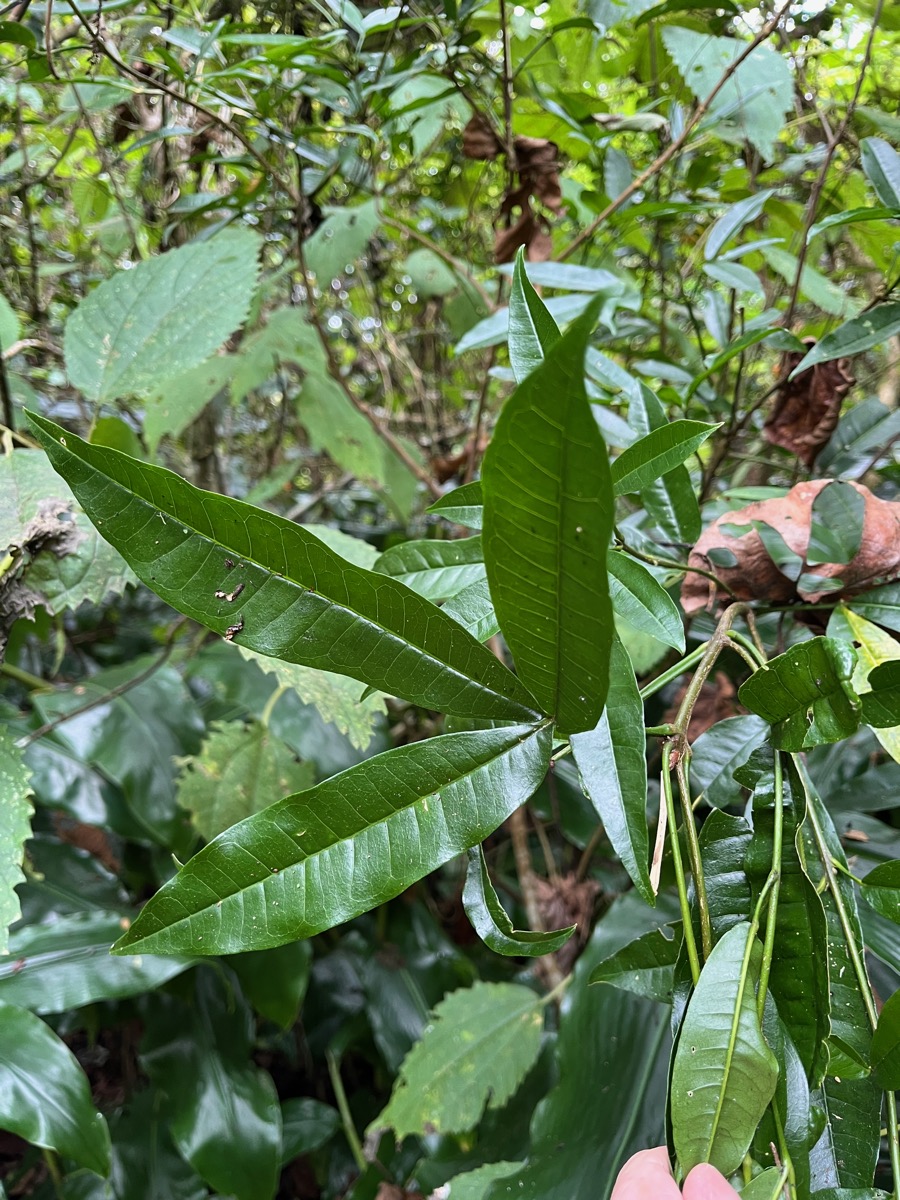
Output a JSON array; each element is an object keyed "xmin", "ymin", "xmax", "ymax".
[
  {"xmin": 756, "ymin": 752, "xmax": 783, "ymax": 1024},
  {"xmin": 662, "ymin": 742, "xmax": 701, "ymax": 985},
  {"xmin": 326, "ymin": 1050, "xmax": 368, "ymax": 1176}
]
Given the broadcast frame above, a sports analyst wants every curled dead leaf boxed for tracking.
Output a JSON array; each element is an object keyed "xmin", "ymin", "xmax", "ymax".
[
  {"xmin": 764, "ymin": 338, "xmax": 855, "ymax": 467},
  {"xmin": 681, "ymin": 479, "xmax": 900, "ymax": 614}
]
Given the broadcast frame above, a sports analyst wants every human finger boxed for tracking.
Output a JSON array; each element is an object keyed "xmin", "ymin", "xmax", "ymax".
[
  {"xmin": 610, "ymin": 1147, "xmax": 682, "ymax": 1200},
  {"xmin": 682, "ymin": 1163, "xmax": 741, "ymax": 1200}
]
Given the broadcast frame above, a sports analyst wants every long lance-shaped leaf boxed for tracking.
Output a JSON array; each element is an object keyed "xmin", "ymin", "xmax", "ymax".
[
  {"xmin": 610, "ymin": 420, "xmax": 718, "ymax": 496},
  {"xmin": 463, "ymin": 845, "xmax": 575, "ymax": 957},
  {"xmin": 114, "ymin": 724, "xmax": 551, "ymax": 957},
  {"xmin": 508, "ymin": 247, "xmax": 561, "ymax": 384},
  {"xmin": 482, "ymin": 304, "xmax": 614, "ymax": 734},
  {"xmin": 670, "ymin": 921, "xmax": 779, "ymax": 1177},
  {"xmin": 26, "ymin": 413, "xmax": 539, "ymax": 724}
]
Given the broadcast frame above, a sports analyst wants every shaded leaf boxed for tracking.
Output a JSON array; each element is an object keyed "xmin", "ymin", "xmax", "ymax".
[
  {"xmin": 463, "ymin": 846, "xmax": 575, "ymax": 957},
  {"xmin": 627, "ymin": 386, "xmax": 701, "ymax": 545},
  {"xmin": 589, "ymin": 925, "xmax": 679, "ymax": 1002},
  {"xmin": 375, "ymin": 536, "xmax": 485, "ymax": 601},
  {"xmin": 26, "ymin": 412, "xmax": 539, "ymax": 725},
  {"xmin": 689, "ymin": 715, "xmax": 769, "ymax": 809},
  {"xmin": 607, "ymin": 552, "xmax": 684, "ymax": 651},
  {"xmin": 670, "ymin": 922, "xmax": 778, "ymax": 1177},
  {"xmin": 372, "ymin": 981, "xmax": 544, "ymax": 1139},
  {"xmin": 280, "ymin": 1098, "xmax": 340, "ymax": 1163},
  {"xmin": 441, "ymin": 578, "xmax": 500, "ymax": 643},
  {"xmin": 860, "ymin": 661, "xmax": 900, "ymax": 729},
  {"xmin": 144, "ymin": 357, "xmax": 235, "ymax": 452},
  {"xmin": 428, "ymin": 481, "xmax": 485, "ymax": 530},
  {"xmin": 808, "ymin": 482, "xmax": 866, "ymax": 566},
  {"xmin": 859, "ymin": 860, "xmax": 900, "ymax": 924},
  {"xmin": 482, "ymin": 305, "xmax": 613, "ymax": 734},
  {"xmin": 0, "ymin": 1000, "xmax": 110, "ymax": 1174},
  {"xmin": 571, "ymin": 635, "xmax": 651, "ymax": 903},
  {"xmin": 114, "ymin": 724, "xmax": 551, "ymax": 956},
  {"xmin": 611, "ymin": 420, "xmax": 717, "ymax": 496},
  {"xmin": 229, "ymin": 942, "xmax": 311, "ymax": 1030},
  {"xmin": 64, "ymin": 226, "xmax": 261, "ymax": 402},
  {"xmin": 0, "ymin": 730, "xmax": 32, "ymax": 954},
  {"xmin": 871, "ymin": 987, "xmax": 900, "ymax": 1087},
  {"xmin": 861, "ymin": 137, "xmax": 900, "ymax": 208}
]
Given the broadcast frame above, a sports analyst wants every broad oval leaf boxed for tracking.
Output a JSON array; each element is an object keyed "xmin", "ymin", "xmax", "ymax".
[
  {"xmin": 608, "ymin": 551, "xmax": 685, "ymax": 652},
  {"xmin": 508, "ymin": 247, "xmax": 561, "ymax": 384},
  {"xmin": 26, "ymin": 412, "xmax": 540, "ymax": 724},
  {"xmin": 571, "ymin": 635, "xmax": 652, "ymax": 904},
  {"xmin": 611, "ymin": 420, "xmax": 718, "ymax": 496},
  {"xmin": 114, "ymin": 724, "xmax": 551, "ymax": 956},
  {"xmin": 670, "ymin": 922, "xmax": 779, "ymax": 1177},
  {"xmin": 738, "ymin": 637, "xmax": 861, "ymax": 752},
  {"xmin": 374, "ymin": 535, "xmax": 485, "ymax": 601},
  {"xmin": 64, "ymin": 226, "xmax": 261, "ymax": 402},
  {"xmin": 0, "ymin": 1000, "xmax": 111, "ymax": 1174},
  {"xmin": 790, "ymin": 303, "xmax": 900, "ymax": 377},
  {"xmin": 371, "ymin": 980, "xmax": 544, "ymax": 1140},
  {"xmin": 482, "ymin": 304, "xmax": 614, "ymax": 734},
  {"xmin": 463, "ymin": 845, "xmax": 575, "ymax": 957}
]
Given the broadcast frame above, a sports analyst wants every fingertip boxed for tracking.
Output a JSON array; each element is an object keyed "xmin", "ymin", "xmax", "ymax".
[
  {"xmin": 611, "ymin": 1147, "xmax": 680, "ymax": 1200},
  {"xmin": 683, "ymin": 1162, "xmax": 740, "ymax": 1200}
]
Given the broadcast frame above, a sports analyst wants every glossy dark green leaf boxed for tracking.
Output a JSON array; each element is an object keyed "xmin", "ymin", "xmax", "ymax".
[
  {"xmin": 790, "ymin": 302, "xmax": 900, "ymax": 376},
  {"xmin": 689, "ymin": 715, "xmax": 769, "ymax": 809},
  {"xmin": 508, "ymin": 247, "xmax": 561, "ymax": 383},
  {"xmin": 860, "ymin": 859, "xmax": 900, "ymax": 923},
  {"xmin": 607, "ymin": 552, "xmax": 685, "ymax": 652},
  {"xmin": 141, "ymin": 971, "xmax": 280, "ymax": 1200},
  {"xmin": 482, "ymin": 305, "xmax": 614, "ymax": 734},
  {"xmin": 754, "ymin": 1012, "xmax": 812, "ymax": 1200},
  {"xmin": 373, "ymin": 980, "xmax": 544, "ymax": 1138},
  {"xmin": 809, "ymin": 1075, "xmax": 883, "ymax": 1192},
  {"xmin": 227, "ymin": 942, "xmax": 311, "ymax": 1029},
  {"xmin": 441, "ymin": 577, "xmax": 500, "ymax": 642},
  {"xmin": 0, "ymin": 1000, "xmax": 110, "ymax": 1174},
  {"xmin": 807, "ymin": 482, "xmax": 865, "ymax": 567},
  {"xmin": 743, "ymin": 752, "xmax": 830, "ymax": 1085},
  {"xmin": 738, "ymin": 637, "xmax": 860, "ymax": 751},
  {"xmin": 427, "ymin": 481, "xmax": 484, "ymax": 530},
  {"xmin": 0, "ymin": 730, "xmax": 32, "ymax": 954},
  {"xmin": 628, "ymin": 386, "xmax": 701, "ymax": 545},
  {"xmin": 571, "ymin": 635, "xmax": 651, "ymax": 904},
  {"xmin": 114, "ymin": 724, "xmax": 551, "ymax": 956},
  {"xmin": 610, "ymin": 420, "xmax": 718, "ymax": 496},
  {"xmin": 374, "ymin": 535, "xmax": 485, "ymax": 601},
  {"xmin": 108, "ymin": 1089, "xmax": 207, "ymax": 1200},
  {"xmin": 589, "ymin": 925, "xmax": 679, "ymax": 1002},
  {"xmin": 484, "ymin": 896, "xmax": 672, "ymax": 1200},
  {"xmin": 870, "ymin": 986, "xmax": 900, "ymax": 1087},
  {"xmin": 859, "ymin": 661, "xmax": 900, "ymax": 729},
  {"xmin": 280, "ymin": 1098, "xmax": 340, "ymax": 1163},
  {"xmin": 670, "ymin": 922, "xmax": 778, "ymax": 1177},
  {"xmin": 463, "ymin": 846, "xmax": 575, "ymax": 957},
  {"xmin": 698, "ymin": 810, "xmax": 753, "ymax": 943},
  {"xmin": 26, "ymin": 413, "xmax": 539, "ymax": 725},
  {"xmin": 0, "ymin": 911, "xmax": 193, "ymax": 1014}
]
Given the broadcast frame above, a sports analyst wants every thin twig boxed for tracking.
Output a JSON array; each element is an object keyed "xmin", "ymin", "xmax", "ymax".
[{"xmin": 558, "ymin": 0, "xmax": 793, "ymax": 261}]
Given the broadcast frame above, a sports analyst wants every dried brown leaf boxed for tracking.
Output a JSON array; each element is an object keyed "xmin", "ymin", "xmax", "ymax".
[{"xmin": 764, "ymin": 339, "xmax": 855, "ymax": 467}]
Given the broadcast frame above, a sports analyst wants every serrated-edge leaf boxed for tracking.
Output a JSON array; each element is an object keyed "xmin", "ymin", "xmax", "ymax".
[
  {"xmin": 26, "ymin": 412, "xmax": 540, "ymax": 724},
  {"xmin": 114, "ymin": 724, "xmax": 551, "ymax": 956},
  {"xmin": 463, "ymin": 846, "xmax": 575, "ymax": 957}
]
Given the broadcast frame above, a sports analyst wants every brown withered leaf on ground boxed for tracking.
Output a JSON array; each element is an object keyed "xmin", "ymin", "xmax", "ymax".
[
  {"xmin": 764, "ymin": 338, "xmax": 855, "ymax": 466},
  {"xmin": 682, "ymin": 479, "xmax": 900, "ymax": 614},
  {"xmin": 461, "ymin": 114, "xmax": 563, "ymax": 262}
]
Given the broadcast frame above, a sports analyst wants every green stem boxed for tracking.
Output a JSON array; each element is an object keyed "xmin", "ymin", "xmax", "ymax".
[
  {"xmin": 728, "ymin": 628, "xmax": 767, "ymax": 667},
  {"xmin": 887, "ymin": 1092, "xmax": 900, "ymax": 1200},
  {"xmin": 676, "ymin": 755, "xmax": 711, "ymax": 961},
  {"xmin": 757, "ymin": 752, "xmax": 784, "ymax": 1023},
  {"xmin": 42, "ymin": 1150, "xmax": 65, "ymax": 1200},
  {"xmin": 645, "ymin": 723, "xmax": 676, "ymax": 737},
  {"xmin": 639, "ymin": 642, "xmax": 709, "ymax": 702},
  {"xmin": 326, "ymin": 1050, "xmax": 368, "ymax": 1176},
  {"xmin": 0, "ymin": 661, "xmax": 52, "ymax": 691},
  {"xmin": 663, "ymin": 742, "xmax": 701, "ymax": 985},
  {"xmin": 260, "ymin": 682, "xmax": 288, "ymax": 728}
]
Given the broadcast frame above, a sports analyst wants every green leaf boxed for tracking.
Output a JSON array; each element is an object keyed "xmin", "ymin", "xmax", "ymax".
[
  {"xmin": 228, "ymin": 942, "xmax": 310, "ymax": 1030},
  {"xmin": 108, "ymin": 1088, "xmax": 207, "ymax": 1200},
  {"xmin": 846, "ymin": 583, "xmax": 900, "ymax": 637},
  {"xmin": 860, "ymin": 860, "xmax": 900, "ymax": 924},
  {"xmin": 237, "ymin": 648, "xmax": 387, "ymax": 752},
  {"xmin": 442, "ymin": 1162, "xmax": 522, "ymax": 1200},
  {"xmin": 661, "ymin": 27, "xmax": 792, "ymax": 159},
  {"xmin": 141, "ymin": 971, "xmax": 280, "ymax": 1200},
  {"xmin": 810, "ymin": 1074, "xmax": 883, "ymax": 1191},
  {"xmin": 427, "ymin": 481, "xmax": 484, "ymax": 530},
  {"xmin": 508, "ymin": 247, "xmax": 561, "ymax": 384},
  {"xmin": 670, "ymin": 922, "xmax": 779, "ymax": 1177},
  {"xmin": 704, "ymin": 190, "xmax": 775, "ymax": 261},
  {"xmin": 871, "ymin": 987, "xmax": 900, "ymax": 1087},
  {"xmin": 627, "ymin": 386, "xmax": 701, "ymax": 545},
  {"xmin": 762, "ymin": 244, "xmax": 862, "ymax": 319},
  {"xmin": 280, "ymin": 1097, "xmax": 340, "ymax": 1163},
  {"xmin": 143, "ymin": 357, "xmax": 235, "ymax": 452},
  {"xmin": 441, "ymin": 577, "xmax": 500, "ymax": 643},
  {"xmin": 740, "ymin": 1169, "xmax": 787, "ymax": 1200},
  {"xmin": 114, "ymin": 724, "xmax": 551, "ymax": 956},
  {"xmin": 304, "ymin": 199, "xmax": 380, "ymax": 282},
  {"xmin": 463, "ymin": 846, "xmax": 575, "ymax": 957},
  {"xmin": 25, "ymin": 412, "xmax": 540, "ymax": 725},
  {"xmin": 0, "ymin": 292, "xmax": 21, "ymax": 349},
  {"xmin": 482, "ymin": 305, "xmax": 614, "ymax": 734},
  {"xmin": 790, "ymin": 303, "xmax": 900, "ymax": 377},
  {"xmin": 484, "ymin": 896, "xmax": 673, "ymax": 1200},
  {"xmin": 0, "ymin": 730, "xmax": 32, "ymax": 955},
  {"xmin": 686, "ymin": 329, "xmax": 796, "ymax": 400},
  {"xmin": 698, "ymin": 810, "xmax": 753, "ymax": 943},
  {"xmin": 861, "ymin": 137, "xmax": 900, "ymax": 208},
  {"xmin": 608, "ymin": 552, "xmax": 684, "ymax": 652},
  {"xmin": 807, "ymin": 481, "xmax": 865, "ymax": 566},
  {"xmin": 808, "ymin": 205, "xmax": 900, "ymax": 240},
  {"xmin": 63, "ymin": 226, "xmax": 261, "ymax": 402},
  {"xmin": 372, "ymin": 980, "xmax": 544, "ymax": 1139},
  {"xmin": 177, "ymin": 720, "xmax": 315, "ymax": 841},
  {"xmin": 611, "ymin": 420, "xmax": 717, "ymax": 496},
  {"xmin": 0, "ymin": 1000, "xmax": 110, "ymax": 1174},
  {"xmin": 703, "ymin": 260, "xmax": 765, "ymax": 297},
  {"xmin": 0, "ymin": 912, "xmax": 192, "ymax": 1014},
  {"xmin": 571, "ymin": 635, "xmax": 652, "ymax": 904},
  {"xmin": 738, "ymin": 637, "xmax": 861, "ymax": 752},
  {"xmin": 690, "ymin": 715, "xmax": 769, "ymax": 809},
  {"xmin": 589, "ymin": 925, "xmax": 679, "ymax": 1002},
  {"xmin": 374, "ymin": 536, "xmax": 485, "ymax": 601},
  {"xmin": 859, "ymin": 661, "xmax": 900, "ymax": 729}
]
